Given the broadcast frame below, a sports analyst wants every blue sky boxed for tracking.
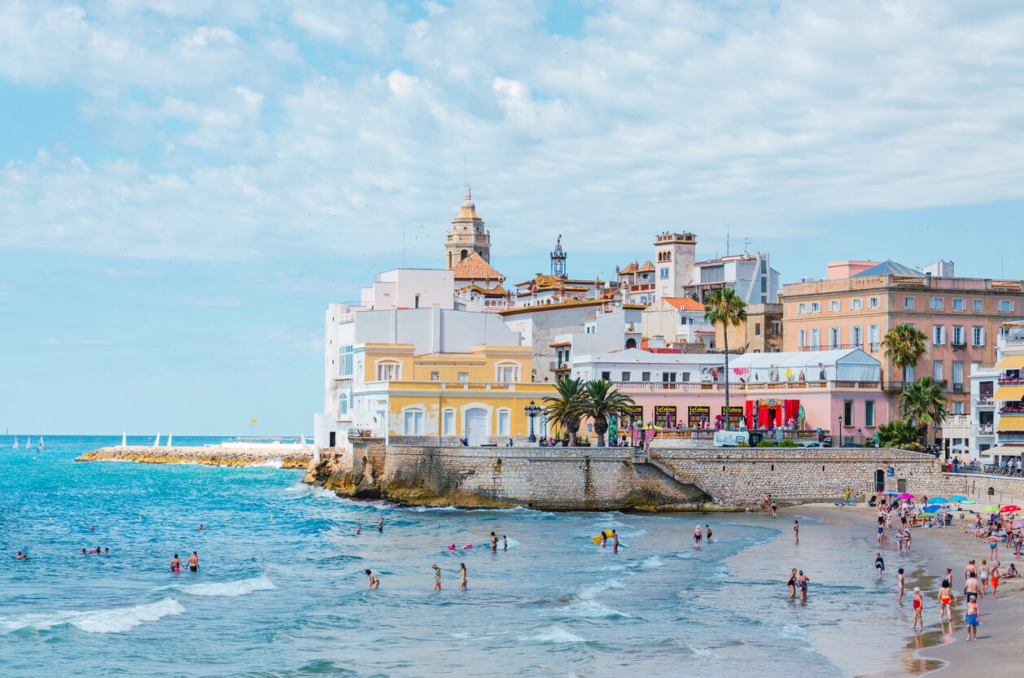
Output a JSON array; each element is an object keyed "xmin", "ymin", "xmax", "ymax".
[{"xmin": 3, "ymin": 0, "xmax": 1024, "ymax": 435}]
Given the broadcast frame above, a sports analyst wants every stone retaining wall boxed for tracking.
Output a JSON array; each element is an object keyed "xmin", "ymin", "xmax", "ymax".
[{"xmin": 78, "ymin": 446, "xmax": 312, "ymax": 469}]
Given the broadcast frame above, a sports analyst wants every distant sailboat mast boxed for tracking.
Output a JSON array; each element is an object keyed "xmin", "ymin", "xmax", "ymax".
[
  {"xmin": 153, "ymin": 432, "xmax": 161, "ymax": 448},
  {"xmin": 38, "ymin": 437, "xmax": 44, "ymax": 451},
  {"xmin": 12, "ymin": 436, "xmax": 18, "ymax": 449},
  {"xmin": 166, "ymin": 433, "xmax": 172, "ymax": 447},
  {"xmin": 122, "ymin": 431, "xmax": 127, "ymax": 447},
  {"xmin": 25, "ymin": 436, "xmax": 31, "ymax": 448}
]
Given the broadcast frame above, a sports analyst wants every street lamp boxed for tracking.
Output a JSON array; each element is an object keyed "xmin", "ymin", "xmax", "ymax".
[{"xmin": 524, "ymin": 400, "xmax": 542, "ymax": 444}]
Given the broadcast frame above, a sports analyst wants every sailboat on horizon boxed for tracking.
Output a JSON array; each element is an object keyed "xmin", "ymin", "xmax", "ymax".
[
  {"xmin": 38, "ymin": 437, "xmax": 44, "ymax": 451},
  {"xmin": 12, "ymin": 436, "xmax": 18, "ymax": 449},
  {"xmin": 25, "ymin": 436, "xmax": 32, "ymax": 449}
]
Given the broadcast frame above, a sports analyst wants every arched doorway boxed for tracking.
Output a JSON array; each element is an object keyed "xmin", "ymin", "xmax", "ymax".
[
  {"xmin": 465, "ymin": 407, "xmax": 488, "ymax": 446},
  {"xmin": 625, "ymin": 338, "xmax": 637, "ymax": 349}
]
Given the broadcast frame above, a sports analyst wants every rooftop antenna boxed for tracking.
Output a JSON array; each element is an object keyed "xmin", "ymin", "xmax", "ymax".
[
  {"xmin": 726, "ymin": 225, "xmax": 730, "ymax": 256},
  {"xmin": 743, "ymin": 237, "xmax": 751, "ymax": 254},
  {"xmin": 403, "ymin": 231, "xmax": 406, "ymax": 268}
]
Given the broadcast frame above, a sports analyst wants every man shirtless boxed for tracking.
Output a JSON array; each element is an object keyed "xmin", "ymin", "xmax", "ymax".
[
  {"xmin": 365, "ymin": 569, "xmax": 380, "ymax": 589},
  {"xmin": 186, "ymin": 551, "xmax": 200, "ymax": 573},
  {"xmin": 964, "ymin": 571, "xmax": 980, "ymax": 600},
  {"xmin": 491, "ymin": 532, "xmax": 498, "ymax": 553},
  {"xmin": 170, "ymin": 554, "xmax": 183, "ymax": 573}
]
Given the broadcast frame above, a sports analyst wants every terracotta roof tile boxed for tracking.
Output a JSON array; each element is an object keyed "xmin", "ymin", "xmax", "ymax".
[
  {"xmin": 637, "ymin": 260, "xmax": 655, "ymax": 273},
  {"xmin": 663, "ymin": 297, "xmax": 705, "ymax": 311},
  {"xmin": 450, "ymin": 253, "xmax": 505, "ymax": 282}
]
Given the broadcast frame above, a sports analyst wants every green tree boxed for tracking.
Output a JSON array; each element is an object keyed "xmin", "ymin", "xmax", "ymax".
[
  {"xmin": 543, "ymin": 377, "xmax": 587, "ymax": 446},
  {"xmin": 900, "ymin": 376, "xmax": 948, "ymax": 445},
  {"xmin": 580, "ymin": 380, "xmax": 635, "ymax": 447},
  {"xmin": 881, "ymin": 324, "xmax": 928, "ymax": 390},
  {"xmin": 877, "ymin": 420, "xmax": 925, "ymax": 450},
  {"xmin": 704, "ymin": 288, "xmax": 747, "ymax": 430}
]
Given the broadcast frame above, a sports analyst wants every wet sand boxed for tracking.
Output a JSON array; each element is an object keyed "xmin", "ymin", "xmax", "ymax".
[{"xmin": 789, "ymin": 503, "xmax": 1022, "ymax": 678}]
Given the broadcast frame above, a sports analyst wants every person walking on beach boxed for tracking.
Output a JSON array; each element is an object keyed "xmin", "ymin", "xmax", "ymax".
[
  {"xmin": 877, "ymin": 517, "xmax": 885, "ymax": 545},
  {"xmin": 988, "ymin": 532, "xmax": 999, "ymax": 560},
  {"xmin": 693, "ymin": 525, "xmax": 702, "ymax": 549},
  {"xmin": 945, "ymin": 568, "xmax": 954, "ymax": 593},
  {"xmin": 170, "ymin": 554, "xmax": 182, "ymax": 573},
  {"xmin": 460, "ymin": 563, "xmax": 467, "ymax": 591},
  {"xmin": 897, "ymin": 568, "xmax": 906, "ymax": 604},
  {"xmin": 794, "ymin": 520, "xmax": 799, "ymax": 544},
  {"xmin": 965, "ymin": 593, "xmax": 980, "ymax": 641},
  {"xmin": 796, "ymin": 570, "xmax": 809, "ymax": 600},
  {"xmin": 706, "ymin": 525, "xmax": 713, "ymax": 542},
  {"xmin": 771, "ymin": 501, "xmax": 777, "ymax": 518},
  {"xmin": 938, "ymin": 579, "xmax": 955, "ymax": 621},
  {"xmin": 787, "ymin": 568, "xmax": 798, "ymax": 599},
  {"xmin": 979, "ymin": 560, "xmax": 989, "ymax": 596},
  {"xmin": 378, "ymin": 516, "xmax": 384, "ymax": 533},
  {"xmin": 187, "ymin": 551, "xmax": 200, "ymax": 573},
  {"xmin": 432, "ymin": 564, "xmax": 441, "ymax": 592},
  {"xmin": 875, "ymin": 552, "xmax": 885, "ymax": 580},
  {"xmin": 491, "ymin": 532, "xmax": 498, "ymax": 553},
  {"xmin": 965, "ymin": 560, "xmax": 977, "ymax": 594},
  {"xmin": 911, "ymin": 587, "xmax": 924, "ymax": 631},
  {"xmin": 990, "ymin": 561, "xmax": 1000, "ymax": 599},
  {"xmin": 612, "ymin": 530, "xmax": 619, "ymax": 554},
  {"xmin": 365, "ymin": 569, "xmax": 379, "ymax": 589}
]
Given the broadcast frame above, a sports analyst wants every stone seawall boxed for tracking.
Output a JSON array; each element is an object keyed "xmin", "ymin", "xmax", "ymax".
[
  {"xmin": 78, "ymin": 446, "xmax": 312, "ymax": 469},
  {"xmin": 951, "ymin": 473, "xmax": 1024, "ymax": 508},
  {"xmin": 305, "ymin": 438, "xmax": 983, "ymax": 511},
  {"xmin": 305, "ymin": 439, "xmax": 711, "ymax": 511}
]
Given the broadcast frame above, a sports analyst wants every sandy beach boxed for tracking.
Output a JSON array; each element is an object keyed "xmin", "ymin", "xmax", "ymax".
[{"xmin": 788, "ymin": 503, "xmax": 1023, "ymax": 678}]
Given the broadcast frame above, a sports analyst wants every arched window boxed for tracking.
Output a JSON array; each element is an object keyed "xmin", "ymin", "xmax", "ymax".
[
  {"xmin": 376, "ymin": 360, "xmax": 402, "ymax": 381},
  {"xmin": 625, "ymin": 338, "xmax": 637, "ymax": 349},
  {"xmin": 403, "ymin": 407, "xmax": 425, "ymax": 435},
  {"xmin": 461, "ymin": 249, "xmax": 469, "ymax": 261},
  {"xmin": 442, "ymin": 408, "xmax": 456, "ymax": 436},
  {"xmin": 495, "ymin": 361, "xmax": 520, "ymax": 383},
  {"xmin": 338, "ymin": 392, "xmax": 349, "ymax": 415},
  {"xmin": 497, "ymin": 408, "xmax": 511, "ymax": 436}
]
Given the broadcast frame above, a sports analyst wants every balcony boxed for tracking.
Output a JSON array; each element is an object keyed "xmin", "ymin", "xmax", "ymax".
[
  {"xmin": 613, "ymin": 380, "xmax": 882, "ymax": 393},
  {"xmin": 952, "ymin": 383, "xmax": 964, "ymax": 393},
  {"xmin": 974, "ymin": 424, "xmax": 995, "ymax": 436},
  {"xmin": 974, "ymin": 396, "xmax": 994, "ymax": 407},
  {"xmin": 942, "ymin": 414, "xmax": 971, "ymax": 430}
]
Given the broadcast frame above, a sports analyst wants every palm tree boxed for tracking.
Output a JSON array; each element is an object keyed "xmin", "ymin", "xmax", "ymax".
[
  {"xmin": 900, "ymin": 376, "xmax": 948, "ymax": 445},
  {"xmin": 580, "ymin": 380, "xmax": 636, "ymax": 447},
  {"xmin": 877, "ymin": 420, "xmax": 924, "ymax": 450},
  {"xmin": 543, "ymin": 377, "xmax": 587, "ymax": 446},
  {"xmin": 704, "ymin": 288, "xmax": 747, "ymax": 430},
  {"xmin": 881, "ymin": 324, "xmax": 927, "ymax": 390}
]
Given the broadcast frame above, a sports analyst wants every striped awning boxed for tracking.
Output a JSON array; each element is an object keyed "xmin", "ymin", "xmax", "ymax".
[
  {"xmin": 996, "ymin": 414, "xmax": 1024, "ymax": 432},
  {"xmin": 994, "ymin": 385, "xmax": 1024, "ymax": 401},
  {"xmin": 995, "ymin": 355, "xmax": 1024, "ymax": 370}
]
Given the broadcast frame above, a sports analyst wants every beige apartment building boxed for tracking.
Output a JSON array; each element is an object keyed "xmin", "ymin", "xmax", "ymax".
[
  {"xmin": 715, "ymin": 303, "xmax": 783, "ymax": 354},
  {"xmin": 780, "ymin": 261, "xmax": 1024, "ymax": 440}
]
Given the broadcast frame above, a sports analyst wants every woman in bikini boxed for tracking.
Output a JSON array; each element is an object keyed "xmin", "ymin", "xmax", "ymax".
[
  {"xmin": 432, "ymin": 564, "xmax": 441, "ymax": 592},
  {"xmin": 895, "ymin": 529, "xmax": 904, "ymax": 554},
  {"xmin": 460, "ymin": 563, "xmax": 467, "ymax": 591},
  {"xmin": 787, "ymin": 568, "xmax": 797, "ymax": 599},
  {"xmin": 937, "ymin": 579, "xmax": 955, "ymax": 622}
]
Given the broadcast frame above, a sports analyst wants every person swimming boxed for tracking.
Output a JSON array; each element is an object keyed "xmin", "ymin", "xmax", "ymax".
[
  {"xmin": 197, "ymin": 524, "xmax": 204, "ymax": 530},
  {"xmin": 170, "ymin": 554, "xmax": 182, "ymax": 573},
  {"xmin": 16, "ymin": 551, "xmax": 28, "ymax": 561},
  {"xmin": 365, "ymin": 569, "xmax": 379, "ymax": 589},
  {"xmin": 187, "ymin": 551, "xmax": 200, "ymax": 573}
]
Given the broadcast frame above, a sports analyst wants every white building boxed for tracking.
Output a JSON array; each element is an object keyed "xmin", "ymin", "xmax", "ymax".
[
  {"xmin": 360, "ymin": 269, "xmax": 455, "ymax": 310},
  {"xmin": 570, "ymin": 348, "xmax": 724, "ymax": 384},
  {"xmin": 549, "ymin": 307, "xmax": 644, "ymax": 380},
  {"xmin": 642, "ymin": 297, "xmax": 715, "ymax": 347},
  {"xmin": 689, "ymin": 252, "xmax": 780, "ymax": 305},
  {"xmin": 970, "ymin": 322, "xmax": 1024, "ymax": 464},
  {"xmin": 500, "ymin": 300, "xmax": 611, "ymax": 383}
]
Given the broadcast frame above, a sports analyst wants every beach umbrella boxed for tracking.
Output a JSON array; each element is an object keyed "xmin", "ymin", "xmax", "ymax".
[
  {"xmin": 984, "ymin": 505, "xmax": 1000, "ymax": 512},
  {"xmin": 960, "ymin": 500, "xmax": 977, "ymax": 505},
  {"xmin": 1000, "ymin": 505, "xmax": 1021, "ymax": 513},
  {"xmin": 949, "ymin": 495, "xmax": 968, "ymax": 501},
  {"xmin": 929, "ymin": 497, "xmax": 949, "ymax": 504},
  {"xmin": 898, "ymin": 493, "xmax": 914, "ymax": 499},
  {"xmin": 1013, "ymin": 518, "xmax": 1024, "ymax": 530},
  {"xmin": 919, "ymin": 512, "xmax": 937, "ymax": 518},
  {"xmin": 880, "ymin": 490, "xmax": 899, "ymax": 496}
]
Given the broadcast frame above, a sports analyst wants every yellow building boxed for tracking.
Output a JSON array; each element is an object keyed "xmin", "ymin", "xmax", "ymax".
[{"xmin": 356, "ymin": 344, "xmax": 554, "ymax": 444}]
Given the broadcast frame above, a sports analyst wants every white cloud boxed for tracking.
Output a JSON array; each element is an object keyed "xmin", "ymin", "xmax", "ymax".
[{"xmin": 3, "ymin": 0, "xmax": 1024, "ymax": 264}]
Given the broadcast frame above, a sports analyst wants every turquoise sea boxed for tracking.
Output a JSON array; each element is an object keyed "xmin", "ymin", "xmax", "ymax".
[{"xmin": 1, "ymin": 436, "xmax": 924, "ymax": 677}]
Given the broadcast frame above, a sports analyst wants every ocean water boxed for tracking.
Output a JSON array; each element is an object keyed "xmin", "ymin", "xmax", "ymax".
[{"xmin": 0, "ymin": 436, "xmax": 922, "ymax": 677}]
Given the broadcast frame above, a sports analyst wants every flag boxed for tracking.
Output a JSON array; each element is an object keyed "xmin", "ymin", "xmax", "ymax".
[{"xmin": 252, "ymin": 419, "xmax": 257, "ymax": 423}]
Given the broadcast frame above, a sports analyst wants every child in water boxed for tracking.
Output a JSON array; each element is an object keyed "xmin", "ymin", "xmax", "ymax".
[
  {"xmin": 433, "ymin": 564, "xmax": 441, "ymax": 592},
  {"xmin": 460, "ymin": 563, "xmax": 467, "ymax": 591}
]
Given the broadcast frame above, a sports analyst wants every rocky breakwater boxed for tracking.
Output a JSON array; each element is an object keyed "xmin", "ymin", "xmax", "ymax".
[{"xmin": 77, "ymin": 446, "xmax": 313, "ymax": 469}]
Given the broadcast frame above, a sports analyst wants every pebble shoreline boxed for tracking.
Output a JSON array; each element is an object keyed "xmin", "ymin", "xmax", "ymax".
[{"xmin": 77, "ymin": 446, "xmax": 313, "ymax": 469}]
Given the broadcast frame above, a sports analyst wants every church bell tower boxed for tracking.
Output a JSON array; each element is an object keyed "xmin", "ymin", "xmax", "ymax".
[{"xmin": 445, "ymin": 185, "xmax": 491, "ymax": 270}]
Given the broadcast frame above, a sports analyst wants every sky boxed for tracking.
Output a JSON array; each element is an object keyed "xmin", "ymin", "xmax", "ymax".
[{"xmin": 3, "ymin": 0, "xmax": 1024, "ymax": 435}]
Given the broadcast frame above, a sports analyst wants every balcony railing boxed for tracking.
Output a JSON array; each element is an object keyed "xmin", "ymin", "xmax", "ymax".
[
  {"xmin": 974, "ymin": 396, "xmax": 994, "ymax": 406},
  {"xmin": 974, "ymin": 425, "xmax": 994, "ymax": 436},
  {"xmin": 997, "ymin": 432, "xmax": 1024, "ymax": 442},
  {"xmin": 613, "ymin": 380, "xmax": 882, "ymax": 392}
]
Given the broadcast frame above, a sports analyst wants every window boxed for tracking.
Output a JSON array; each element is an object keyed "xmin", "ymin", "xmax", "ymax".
[
  {"xmin": 933, "ymin": 325, "xmax": 946, "ymax": 346},
  {"xmin": 865, "ymin": 401, "xmax": 875, "ymax": 427},
  {"xmin": 829, "ymin": 327, "xmax": 841, "ymax": 349},
  {"xmin": 403, "ymin": 409, "xmax": 424, "ymax": 435},
  {"xmin": 681, "ymin": 372, "xmax": 691, "ymax": 382},
  {"xmin": 458, "ymin": 372, "xmax": 469, "ymax": 383},
  {"xmin": 339, "ymin": 345, "xmax": 354, "ymax": 376},
  {"xmin": 442, "ymin": 410, "xmax": 456, "ymax": 436},
  {"xmin": 798, "ymin": 329, "xmax": 807, "ymax": 348},
  {"xmin": 973, "ymin": 300, "xmax": 983, "ymax": 312},
  {"xmin": 621, "ymin": 371, "xmax": 631, "ymax": 382},
  {"xmin": 755, "ymin": 322, "xmax": 761, "ymax": 336},
  {"xmin": 933, "ymin": 361, "xmax": 943, "ymax": 382},
  {"xmin": 999, "ymin": 300, "xmax": 1016, "ymax": 312},
  {"xmin": 496, "ymin": 363, "xmax": 520, "ymax": 383},
  {"xmin": 414, "ymin": 294, "xmax": 421, "ymax": 309},
  {"xmin": 868, "ymin": 297, "xmax": 881, "ymax": 308},
  {"xmin": 377, "ymin": 361, "xmax": 401, "ymax": 381},
  {"xmin": 904, "ymin": 297, "xmax": 915, "ymax": 309},
  {"xmin": 930, "ymin": 298, "xmax": 943, "ymax": 311},
  {"xmin": 662, "ymin": 372, "xmax": 677, "ymax": 383},
  {"xmin": 811, "ymin": 302, "xmax": 821, "ymax": 313},
  {"xmin": 851, "ymin": 298, "xmax": 863, "ymax": 310},
  {"xmin": 601, "ymin": 371, "xmax": 611, "ymax": 381},
  {"xmin": 497, "ymin": 410, "xmax": 511, "ymax": 436},
  {"xmin": 952, "ymin": 401, "xmax": 966, "ymax": 415},
  {"xmin": 952, "ymin": 361, "xmax": 964, "ymax": 387},
  {"xmin": 829, "ymin": 300, "xmax": 841, "ymax": 312},
  {"xmin": 338, "ymin": 393, "xmax": 349, "ymax": 415},
  {"xmin": 843, "ymin": 401, "xmax": 854, "ymax": 427},
  {"xmin": 869, "ymin": 325, "xmax": 881, "ymax": 351},
  {"xmin": 430, "ymin": 371, "xmax": 440, "ymax": 381},
  {"xmin": 772, "ymin": 322, "xmax": 781, "ymax": 335},
  {"xmin": 642, "ymin": 372, "xmax": 651, "ymax": 382},
  {"xmin": 953, "ymin": 299, "xmax": 966, "ymax": 311},
  {"xmin": 850, "ymin": 326, "xmax": 863, "ymax": 347},
  {"xmin": 906, "ymin": 365, "xmax": 916, "ymax": 382},
  {"xmin": 952, "ymin": 326, "xmax": 966, "ymax": 346},
  {"xmin": 972, "ymin": 326, "xmax": 985, "ymax": 347},
  {"xmin": 810, "ymin": 328, "xmax": 820, "ymax": 350}
]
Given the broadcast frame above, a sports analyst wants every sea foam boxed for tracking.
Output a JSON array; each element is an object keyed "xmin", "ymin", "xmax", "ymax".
[
  {"xmin": 177, "ymin": 575, "xmax": 276, "ymax": 597},
  {"xmin": 522, "ymin": 626, "xmax": 586, "ymax": 643},
  {"xmin": 0, "ymin": 598, "xmax": 185, "ymax": 635}
]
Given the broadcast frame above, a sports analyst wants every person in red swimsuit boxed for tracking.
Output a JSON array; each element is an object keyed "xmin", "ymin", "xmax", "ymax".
[{"xmin": 911, "ymin": 587, "xmax": 924, "ymax": 631}]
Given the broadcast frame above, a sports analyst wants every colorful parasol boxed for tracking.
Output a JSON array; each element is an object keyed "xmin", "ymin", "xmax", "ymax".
[
  {"xmin": 1000, "ymin": 505, "xmax": 1021, "ymax": 513},
  {"xmin": 898, "ymin": 493, "xmax": 915, "ymax": 499},
  {"xmin": 949, "ymin": 495, "xmax": 968, "ymax": 501}
]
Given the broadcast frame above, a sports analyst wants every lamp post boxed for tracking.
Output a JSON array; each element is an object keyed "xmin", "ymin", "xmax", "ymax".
[{"xmin": 524, "ymin": 400, "xmax": 542, "ymax": 444}]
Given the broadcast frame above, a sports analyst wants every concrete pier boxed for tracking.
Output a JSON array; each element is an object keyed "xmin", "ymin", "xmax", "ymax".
[{"xmin": 78, "ymin": 445, "xmax": 313, "ymax": 469}]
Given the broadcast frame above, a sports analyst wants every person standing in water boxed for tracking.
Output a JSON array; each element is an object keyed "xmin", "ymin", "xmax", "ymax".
[
  {"xmin": 796, "ymin": 570, "xmax": 809, "ymax": 600},
  {"xmin": 460, "ymin": 563, "xmax": 467, "ymax": 591},
  {"xmin": 705, "ymin": 525, "xmax": 713, "ymax": 542},
  {"xmin": 491, "ymin": 532, "xmax": 498, "ymax": 553},
  {"xmin": 794, "ymin": 520, "xmax": 800, "ymax": 544},
  {"xmin": 365, "ymin": 569, "xmax": 380, "ymax": 589},
  {"xmin": 911, "ymin": 587, "xmax": 924, "ymax": 631},
  {"xmin": 787, "ymin": 568, "xmax": 797, "ymax": 599},
  {"xmin": 378, "ymin": 516, "xmax": 384, "ymax": 533},
  {"xmin": 503, "ymin": 535, "xmax": 507, "ymax": 551},
  {"xmin": 693, "ymin": 525, "xmax": 702, "ymax": 549},
  {"xmin": 356, "ymin": 525, "xmax": 361, "ymax": 535},
  {"xmin": 600, "ymin": 532, "xmax": 607, "ymax": 548},
  {"xmin": 187, "ymin": 551, "xmax": 200, "ymax": 573},
  {"xmin": 612, "ymin": 530, "xmax": 619, "ymax": 554},
  {"xmin": 170, "ymin": 554, "xmax": 182, "ymax": 573},
  {"xmin": 897, "ymin": 568, "xmax": 906, "ymax": 605},
  {"xmin": 875, "ymin": 552, "xmax": 885, "ymax": 580},
  {"xmin": 432, "ymin": 564, "xmax": 441, "ymax": 592}
]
